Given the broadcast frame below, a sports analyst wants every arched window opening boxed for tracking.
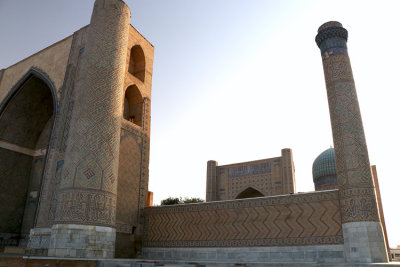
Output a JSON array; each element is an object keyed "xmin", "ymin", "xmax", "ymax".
[
  {"xmin": 123, "ymin": 85, "xmax": 143, "ymax": 127},
  {"xmin": 128, "ymin": 45, "xmax": 145, "ymax": 82},
  {"xmin": 235, "ymin": 187, "xmax": 264, "ymax": 199},
  {"xmin": 0, "ymin": 74, "xmax": 55, "ymax": 245}
]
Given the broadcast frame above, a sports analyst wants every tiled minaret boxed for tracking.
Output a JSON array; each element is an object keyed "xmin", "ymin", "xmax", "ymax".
[
  {"xmin": 48, "ymin": 0, "xmax": 130, "ymax": 258},
  {"xmin": 316, "ymin": 21, "xmax": 388, "ymax": 263}
]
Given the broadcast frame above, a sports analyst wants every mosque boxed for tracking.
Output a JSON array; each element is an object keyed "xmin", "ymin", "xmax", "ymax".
[{"xmin": 0, "ymin": 0, "xmax": 396, "ymax": 266}]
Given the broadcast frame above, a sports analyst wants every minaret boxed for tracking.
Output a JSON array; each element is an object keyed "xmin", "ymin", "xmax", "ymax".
[
  {"xmin": 315, "ymin": 22, "xmax": 387, "ymax": 263},
  {"xmin": 48, "ymin": 0, "xmax": 130, "ymax": 258}
]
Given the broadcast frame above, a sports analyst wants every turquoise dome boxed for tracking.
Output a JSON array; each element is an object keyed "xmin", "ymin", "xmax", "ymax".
[{"xmin": 312, "ymin": 148, "xmax": 338, "ymax": 190}]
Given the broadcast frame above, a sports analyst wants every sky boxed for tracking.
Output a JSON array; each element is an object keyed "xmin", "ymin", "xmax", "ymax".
[{"xmin": 0, "ymin": 0, "xmax": 400, "ymax": 247}]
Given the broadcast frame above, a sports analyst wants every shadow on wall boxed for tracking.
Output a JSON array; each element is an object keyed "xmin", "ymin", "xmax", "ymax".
[{"xmin": 235, "ymin": 187, "xmax": 264, "ymax": 199}]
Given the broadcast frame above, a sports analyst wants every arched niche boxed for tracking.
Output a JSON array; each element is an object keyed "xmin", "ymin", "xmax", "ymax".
[
  {"xmin": 123, "ymin": 85, "xmax": 143, "ymax": 127},
  {"xmin": 0, "ymin": 70, "xmax": 56, "ymax": 246},
  {"xmin": 128, "ymin": 45, "xmax": 146, "ymax": 82},
  {"xmin": 235, "ymin": 187, "xmax": 264, "ymax": 199}
]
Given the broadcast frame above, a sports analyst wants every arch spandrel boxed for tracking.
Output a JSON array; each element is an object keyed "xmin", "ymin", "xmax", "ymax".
[{"xmin": 0, "ymin": 35, "xmax": 73, "ymax": 103}]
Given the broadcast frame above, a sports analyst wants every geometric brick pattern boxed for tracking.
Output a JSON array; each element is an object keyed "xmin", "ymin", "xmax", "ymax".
[
  {"xmin": 207, "ymin": 149, "xmax": 295, "ymax": 202},
  {"xmin": 116, "ymin": 128, "xmax": 142, "ymax": 233},
  {"xmin": 53, "ymin": 0, "xmax": 131, "ymax": 227},
  {"xmin": 143, "ymin": 190, "xmax": 343, "ymax": 247},
  {"xmin": 35, "ymin": 28, "xmax": 89, "ymax": 228},
  {"xmin": 136, "ymin": 97, "xmax": 151, "ymax": 236},
  {"xmin": 317, "ymin": 23, "xmax": 380, "ymax": 223}
]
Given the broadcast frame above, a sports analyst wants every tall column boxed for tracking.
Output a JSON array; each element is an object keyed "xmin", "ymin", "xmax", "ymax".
[
  {"xmin": 281, "ymin": 148, "xmax": 295, "ymax": 194},
  {"xmin": 48, "ymin": 0, "xmax": 130, "ymax": 258},
  {"xmin": 315, "ymin": 21, "xmax": 387, "ymax": 263},
  {"xmin": 206, "ymin": 160, "xmax": 218, "ymax": 201}
]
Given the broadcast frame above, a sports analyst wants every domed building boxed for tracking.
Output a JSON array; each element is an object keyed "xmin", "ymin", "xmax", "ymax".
[{"xmin": 312, "ymin": 148, "xmax": 338, "ymax": 191}]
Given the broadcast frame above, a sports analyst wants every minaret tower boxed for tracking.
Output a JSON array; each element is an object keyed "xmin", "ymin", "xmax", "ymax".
[
  {"xmin": 48, "ymin": 0, "xmax": 130, "ymax": 258},
  {"xmin": 315, "ymin": 21, "xmax": 388, "ymax": 263}
]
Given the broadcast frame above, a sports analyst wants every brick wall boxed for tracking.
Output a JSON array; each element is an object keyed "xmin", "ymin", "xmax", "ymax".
[{"xmin": 143, "ymin": 190, "xmax": 343, "ymax": 247}]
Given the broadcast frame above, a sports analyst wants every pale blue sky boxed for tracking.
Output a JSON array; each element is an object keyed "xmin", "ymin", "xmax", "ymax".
[{"xmin": 1, "ymin": 0, "xmax": 400, "ymax": 247}]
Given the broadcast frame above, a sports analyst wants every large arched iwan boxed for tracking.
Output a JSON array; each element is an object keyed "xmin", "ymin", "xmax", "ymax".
[
  {"xmin": 235, "ymin": 187, "xmax": 264, "ymax": 199},
  {"xmin": 128, "ymin": 45, "xmax": 145, "ymax": 82},
  {"xmin": 123, "ymin": 85, "xmax": 143, "ymax": 127},
  {"xmin": 0, "ymin": 70, "xmax": 56, "ymax": 246}
]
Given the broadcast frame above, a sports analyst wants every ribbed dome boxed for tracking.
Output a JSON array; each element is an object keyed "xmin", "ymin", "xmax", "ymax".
[{"xmin": 312, "ymin": 148, "xmax": 338, "ymax": 190}]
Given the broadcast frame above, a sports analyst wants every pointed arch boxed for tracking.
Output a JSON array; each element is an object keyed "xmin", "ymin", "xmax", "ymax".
[
  {"xmin": 128, "ymin": 45, "xmax": 146, "ymax": 82},
  {"xmin": 123, "ymin": 85, "xmax": 143, "ymax": 126},
  {"xmin": 0, "ymin": 67, "xmax": 57, "ymax": 245},
  {"xmin": 235, "ymin": 187, "xmax": 264, "ymax": 199},
  {"xmin": 0, "ymin": 67, "xmax": 58, "ymax": 116}
]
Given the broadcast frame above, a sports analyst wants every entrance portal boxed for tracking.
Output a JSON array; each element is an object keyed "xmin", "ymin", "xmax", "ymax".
[{"xmin": 0, "ymin": 73, "xmax": 55, "ymax": 246}]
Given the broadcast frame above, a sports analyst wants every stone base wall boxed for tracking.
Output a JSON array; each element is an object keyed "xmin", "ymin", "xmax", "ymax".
[
  {"xmin": 26, "ymin": 228, "xmax": 51, "ymax": 256},
  {"xmin": 47, "ymin": 224, "xmax": 115, "ymax": 258},
  {"xmin": 342, "ymin": 221, "xmax": 388, "ymax": 263},
  {"xmin": 142, "ymin": 245, "xmax": 345, "ymax": 264}
]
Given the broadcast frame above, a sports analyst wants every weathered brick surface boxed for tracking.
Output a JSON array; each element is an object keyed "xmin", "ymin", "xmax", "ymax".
[
  {"xmin": 53, "ymin": 0, "xmax": 131, "ymax": 227},
  {"xmin": 316, "ymin": 21, "xmax": 388, "ymax": 263},
  {"xmin": 316, "ymin": 21, "xmax": 378, "ymax": 224},
  {"xmin": 35, "ymin": 26, "xmax": 89, "ymax": 229},
  {"xmin": 144, "ymin": 190, "xmax": 343, "ymax": 247}
]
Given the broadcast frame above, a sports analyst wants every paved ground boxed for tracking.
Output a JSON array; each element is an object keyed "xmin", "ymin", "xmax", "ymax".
[{"xmin": 1, "ymin": 255, "xmax": 400, "ymax": 267}]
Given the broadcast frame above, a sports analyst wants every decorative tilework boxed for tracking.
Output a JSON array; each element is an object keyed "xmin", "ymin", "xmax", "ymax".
[
  {"xmin": 53, "ymin": 0, "xmax": 130, "ymax": 227},
  {"xmin": 209, "ymin": 149, "xmax": 295, "ymax": 202},
  {"xmin": 316, "ymin": 23, "xmax": 379, "ymax": 223},
  {"xmin": 35, "ymin": 27, "xmax": 88, "ymax": 228},
  {"xmin": 143, "ymin": 191, "xmax": 343, "ymax": 247},
  {"xmin": 54, "ymin": 189, "xmax": 116, "ymax": 226},
  {"xmin": 315, "ymin": 25, "xmax": 348, "ymax": 49},
  {"xmin": 228, "ymin": 162, "xmax": 271, "ymax": 178},
  {"xmin": 61, "ymin": 101, "xmax": 74, "ymax": 152},
  {"xmin": 313, "ymin": 148, "xmax": 336, "ymax": 181},
  {"xmin": 74, "ymin": 153, "xmax": 102, "ymax": 189},
  {"xmin": 321, "ymin": 47, "xmax": 348, "ymax": 60}
]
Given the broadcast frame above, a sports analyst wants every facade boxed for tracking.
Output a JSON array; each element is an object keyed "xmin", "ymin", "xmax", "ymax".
[
  {"xmin": 142, "ymin": 21, "xmax": 390, "ymax": 264},
  {"xmin": 0, "ymin": 0, "xmax": 393, "ymax": 265},
  {"xmin": 0, "ymin": 0, "xmax": 153, "ymax": 258},
  {"xmin": 206, "ymin": 148, "xmax": 295, "ymax": 202}
]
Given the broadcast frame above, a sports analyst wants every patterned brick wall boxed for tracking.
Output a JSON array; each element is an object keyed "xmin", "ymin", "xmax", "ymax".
[
  {"xmin": 35, "ymin": 27, "xmax": 89, "ymax": 228},
  {"xmin": 316, "ymin": 22, "xmax": 379, "ymax": 223},
  {"xmin": 207, "ymin": 149, "xmax": 295, "ymax": 201},
  {"xmin": 143, "ymin": 190, "xmax": 343, "ymax": 247},
  {"xmin": 53, "ymin": 0, "xmax": 131, "ymax": 227},
  {"xmin": 115, "ymin": 125, "xmax": 146, "ymax": 257},
  {"xmin": 116, "ymin": 128, "xmax": 142, "ymax": 234}
]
